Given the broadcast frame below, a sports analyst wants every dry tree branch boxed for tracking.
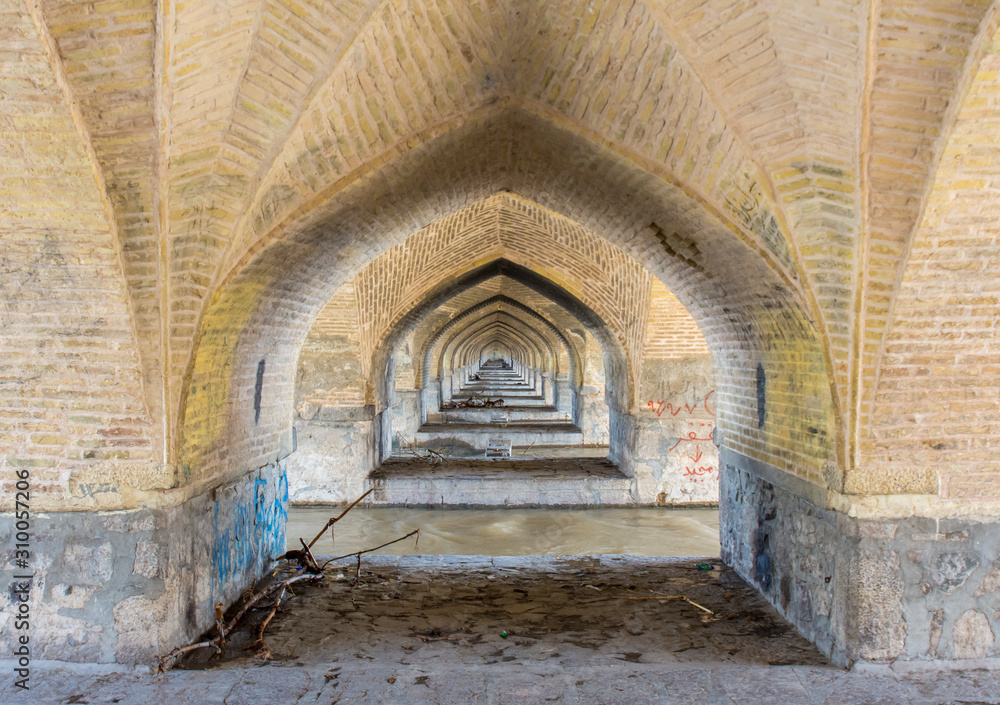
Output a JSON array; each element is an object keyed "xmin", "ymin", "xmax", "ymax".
[
  {"xmin": 319, "ymin": 529, "xmax": 420, "ymax": 571},
  {"xmin": 307, "ymin": 488, "xmax": 375, "ymax": 548},
  {"xmin": 626, "ymin": 594, "xmax": 715, "ymax": 615},
  {"xmin": 155, "ymin": 572, "xmax": 322, "ymax": 672},
  {"xmin": 249, "ymin": 585, "xmax": 287, "ymax": 661},
  {"xmin": 156, "ymin": 496, "xmax": 421, "ymax": 672}
]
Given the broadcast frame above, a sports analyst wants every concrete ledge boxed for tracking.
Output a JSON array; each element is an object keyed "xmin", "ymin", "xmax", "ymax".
[{"xmin": 368, "ymin": 456, "xmax": 633, "ymax": 505}]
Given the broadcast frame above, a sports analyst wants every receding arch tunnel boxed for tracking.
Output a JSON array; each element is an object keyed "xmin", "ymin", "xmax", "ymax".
[
  {"xmin": 9, "ymin": 0, "xmax": 1000, "ymax": 677},
  {"xmin": 180, "ymin": 111, "xmax": 836, "ymax": 494},
  {"xmin": 169, "ymin": 112, "xmax": 840, "ymax": 667}
]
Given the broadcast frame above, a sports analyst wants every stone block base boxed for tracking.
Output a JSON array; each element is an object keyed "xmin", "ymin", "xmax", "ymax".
[
  {"xmin": 0, "ymin": 461, "xmax": 289, "ymax": 665},
  {"xmin": 720, "ymin": 449, "xmax": 1000, "ymax": 667}
]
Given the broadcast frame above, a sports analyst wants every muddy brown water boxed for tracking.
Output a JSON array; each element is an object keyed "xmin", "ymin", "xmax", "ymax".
[{"xmin": 285, "ymin": 506, "xmax": 720, "ymax": 557}]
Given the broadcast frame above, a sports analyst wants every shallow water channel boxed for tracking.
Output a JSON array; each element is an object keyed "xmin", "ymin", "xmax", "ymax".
[{"xmin": 286, "ymin": 506, "xmax": 720, "ymax": 557}]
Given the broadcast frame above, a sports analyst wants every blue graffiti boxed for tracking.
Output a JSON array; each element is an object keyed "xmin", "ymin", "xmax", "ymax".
[{"xmin": 211, "ymin": 467, "xmax": 289, "ymax": 600}]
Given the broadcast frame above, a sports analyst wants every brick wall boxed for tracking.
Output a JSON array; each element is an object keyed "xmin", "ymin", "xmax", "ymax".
[
  {"xmin": 8, "ymin": 0, "xmax": 999, "ymax": 518},
  {"xmin": 350, "ymin": 193, "xmax": 650, "ymax": 406},
  {"xmin": 0, "ymin": 1, "xmax": 155, "ymax": 511},
  {"xmin": 180, "ymin": 108, "xmax": 836, "ymax": 495},
  {"xmin": 863, "ymin": 18, "xmax": 1000, "ymax": 499}
]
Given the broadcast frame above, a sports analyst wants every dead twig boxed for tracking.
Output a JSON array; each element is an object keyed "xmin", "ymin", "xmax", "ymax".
[
  {"xmin": 320, "ymin": 529, "xmax": 420, "ymax": 571},
  {"xmin": 249, "ymin": 585, "xmax": 286, "ymax": 661},
  {"xmin": 297, "ymin": 538, "xmax": 322, "ymax": 574},
  {"xmin": 306, "ymin": 488, "xmax": 375, "ymax": 548},
  {"xmin": 626, "ymin": 594, "xmax": 715, "ymax": 615},
  {"xmin": 155, "ymin": 572, "xmax": 322, "ymax": 672},
  {"xmin": 402, "ymin": 446, "xmax": 445, "ymax": 466},
  {"xmin": 213, "ymin": 602, "xmax": 226, "ymax": 653}
]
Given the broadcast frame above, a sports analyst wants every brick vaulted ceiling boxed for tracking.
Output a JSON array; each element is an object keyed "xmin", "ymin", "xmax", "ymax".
[{"xmin": 9, "ymin": 0, "xmax": 1000, "ymax": 483}]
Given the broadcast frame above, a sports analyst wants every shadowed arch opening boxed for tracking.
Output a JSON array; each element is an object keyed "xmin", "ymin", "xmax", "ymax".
[
  {"xmin": 421, "ymin": 295, "xmax": 582, "ymax": 391},
  {"xmin": 175, "ymin": 112, "xmax": 838, "ymax": 645},
  {"xmin": 178, "ymin": 109, "xmax": 837, "ymax": 498},
  {"xmin": 370, "ymin": 259, "xmax": 630, "ymax": 466}
]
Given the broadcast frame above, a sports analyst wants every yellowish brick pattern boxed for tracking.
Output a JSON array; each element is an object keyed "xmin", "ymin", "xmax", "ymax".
[
  {"xmin": 445, "ymin": 315, "xmax": 543, "ymax": 373},
  {"xmin": 642, "ymin": 278, "xmax": 710, "ymax": 360},
  {"xmin": 301, "ymin": 275, "xmax": 579, "ymax": 409},
  {"xmin": 771, "ymin": 158, "xmax": 858, "ymax": 412},
  {"xmin": 39, "ymin": 0, "xmax": 164, "ymax": 448},
  {"xmin": 865, "ymin": 19, "xmax": 1000, "ymax": 498},
  {"xmin": 431, "ymin": 299, "xmax": 572, "ymax": 374},
  {"xmin": 179, "ymin": 99, "xmax": 835, "ymax": 494},
  {"xmin": 512, "ymin": 0, "xmax": 796, "ymax": 273},
  {"xmin": 654, "ymin": 0, "xmax": 865, "ymax": 420},
  {"xmin": 298, "ymin": 282, "xmax": 365, "ymax": 409},
  {"xmin": 857, "ymin": 0, "xmax": 992, "ymax": 457},
  {"xmin": 353, "ymin": 194, "xmax": 650, "ymax": 405},
  {"xmin": 413, "ymin": 276, "xmax": 583, "ymax": 388},
  {"xmin": 0, "ymin": 0, "xmax": 153, "ymax": 509},
  {"xmin": 228, "ymin": 0, "xmax": 801, "ymax": 305},
  {"xmin": 166, "ymin": 0, "xmax": 381, "ymax": 412},
  {"xmin": 229, "ymin": 0, "xmax": 510, "ymax": 272},
  {"xmin": 439, "ymin": 310, "xmax": 557, "ymax": 375},
  {"xmin": 18, "ymin": 0, "xmax": 1000, "ymax": 511}
]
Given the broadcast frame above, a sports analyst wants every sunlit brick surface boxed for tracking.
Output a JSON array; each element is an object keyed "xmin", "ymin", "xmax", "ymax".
[{"xmin": 2, "ymin": 0, "xmax": 999, "ymax": 512}]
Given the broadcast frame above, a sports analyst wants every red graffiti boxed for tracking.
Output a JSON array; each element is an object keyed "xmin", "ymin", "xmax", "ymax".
[
  {"xmin": 647, "ymin": 400, "xmax": 698, "ymax": 417},
  {"xmin": 668, "ymin": 432, "xmax": 713, "ymax": 452},
  {"xmin": 645, "ymin": 392, "xmax": 717, "ymax": 483},
  {"xmin": 647, "ymin": 390, "xmax": 716, "ymax": 418},
  {"xmin": 683, "ymin": 465, "xmax": 716, "ymax": 482}
]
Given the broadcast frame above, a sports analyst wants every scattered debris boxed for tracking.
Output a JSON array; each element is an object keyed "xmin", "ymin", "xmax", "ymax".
[
  {"xmin": 417, "ymin": 634, "xmax": 462, "ymax": 642},
  {"xmin": 154, "ymin": 571, "xmax": 323, "ymax": 671},
  {"xmin": 396, "ymin": 434, "xmax": 445, "ymax": 465},
  {"xmin": 626, "ymin": 593, "xmax": 715, "ymax": 617},
  {"xmin": 154, "ymin": 489, "xmax": 420, "ymax": 672},
  {"xmin": 440, "ymin": 395, "xmax": 504, "ymax": 409}
]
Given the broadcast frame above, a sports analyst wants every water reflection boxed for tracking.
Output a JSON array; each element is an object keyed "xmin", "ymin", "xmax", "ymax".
[{"xmin": 286, "ymin": 507, "xmax": 720, "ymax": 557}]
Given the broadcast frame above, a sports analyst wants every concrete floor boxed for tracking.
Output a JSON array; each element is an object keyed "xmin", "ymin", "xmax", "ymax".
[{"xmin": 9, "ymin": 556, "xmax": 999, "ymax": 704}]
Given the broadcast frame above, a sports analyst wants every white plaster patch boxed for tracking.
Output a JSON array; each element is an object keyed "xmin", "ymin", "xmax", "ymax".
[
  {"xmin": 114, "ymin": 594, "xmax": 170, "ymax": 663},
  {"xmin": 953, "ymin": 609, "xmax": 995, "ymax": 659},
  {"xmin": 63, "ymin": 542, "xmax": 114, "ymax": 585}
]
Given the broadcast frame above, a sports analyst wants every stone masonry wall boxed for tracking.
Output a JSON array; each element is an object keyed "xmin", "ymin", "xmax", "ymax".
[
  {"xmin": 0, "ymin": 461, "xmax": 288, "ymax": 664},
  {"xmin": 634, "ymin": 279, "xmax": 716, "ymax": 504},
  {"xmin": 720, "ymin": 451, "xmax": 1000, "ymax": 667},
  {"xmin": 635, "ymin": 357, "xmax": 717, "ymax": 505}
]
